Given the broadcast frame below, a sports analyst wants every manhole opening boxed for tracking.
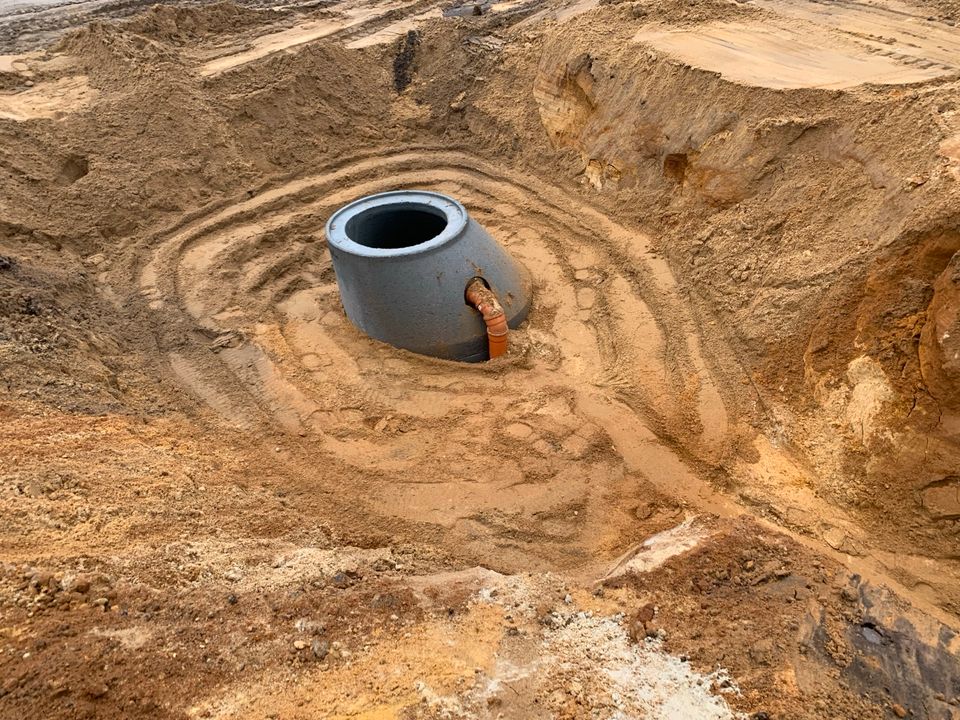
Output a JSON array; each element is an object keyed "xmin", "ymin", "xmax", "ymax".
[{"xmin": 345, "ymin": 203, "xmax": 447, "ymax": 249}]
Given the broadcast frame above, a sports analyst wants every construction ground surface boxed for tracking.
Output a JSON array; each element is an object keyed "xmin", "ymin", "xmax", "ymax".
[{"xmin": 3, "ymin": 0, "xmax": 960, "ymax": 717}]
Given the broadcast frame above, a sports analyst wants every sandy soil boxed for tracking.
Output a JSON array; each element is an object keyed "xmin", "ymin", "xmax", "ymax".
[{"xmin": 2, "ymin": 0, "xmax": 960, "ymax": 717}]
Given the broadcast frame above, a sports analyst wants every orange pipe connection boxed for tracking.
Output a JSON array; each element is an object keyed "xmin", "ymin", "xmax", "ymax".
[{"xmin": 465, "ymin": 277, "xmax": 508, "ymax": 359}]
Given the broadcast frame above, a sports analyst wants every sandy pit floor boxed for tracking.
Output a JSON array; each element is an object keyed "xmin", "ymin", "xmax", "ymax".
[{"xmin": 2, "ymin": 0, "xmax": 960, "ymax": 717}]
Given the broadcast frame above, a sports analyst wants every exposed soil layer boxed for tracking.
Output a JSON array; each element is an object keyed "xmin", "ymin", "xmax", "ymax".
[{"xmin": 2, "ymin": 0, "xmax": 960, "ymax": 717}]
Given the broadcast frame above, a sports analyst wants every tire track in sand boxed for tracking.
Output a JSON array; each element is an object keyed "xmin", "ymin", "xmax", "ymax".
[{"xmin": 126, "ymin": 147, "xmax": 960, "ymax": 623}]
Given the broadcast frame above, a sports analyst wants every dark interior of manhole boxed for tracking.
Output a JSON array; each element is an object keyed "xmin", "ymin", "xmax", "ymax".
[{"xmin": 345, "ymin": 204, "xmax": 447, "ymax": 249}]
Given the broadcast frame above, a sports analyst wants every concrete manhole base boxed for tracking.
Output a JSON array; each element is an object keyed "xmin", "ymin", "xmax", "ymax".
[{"xmin": 325, "ymin": 190, "xmax": 532, "ymax": 362}]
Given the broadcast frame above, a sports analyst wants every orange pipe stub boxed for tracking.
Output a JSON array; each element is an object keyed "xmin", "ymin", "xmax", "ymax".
[{"xmin": 465, "ymin": 278, "xmax": 508, "ymax": 359}]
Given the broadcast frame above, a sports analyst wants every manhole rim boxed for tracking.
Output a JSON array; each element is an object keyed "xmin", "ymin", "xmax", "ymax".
[{"xmin": 325, "ymin": 190, "xmax": 468, "ymax": 259}]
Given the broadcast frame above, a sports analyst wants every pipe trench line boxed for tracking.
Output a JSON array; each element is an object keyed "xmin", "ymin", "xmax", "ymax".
[{"xmin": 465, "ymin": 277, "xmax": 508, "ymax": 359}]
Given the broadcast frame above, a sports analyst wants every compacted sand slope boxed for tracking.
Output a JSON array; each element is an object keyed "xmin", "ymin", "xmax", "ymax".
[{"xmin": 1, "ymin": 0, "xmax": 960, "ymax": 718}]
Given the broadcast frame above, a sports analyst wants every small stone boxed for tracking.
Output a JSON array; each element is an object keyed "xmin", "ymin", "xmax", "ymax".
[
  {"xmin": 300, "ymin": 619, "xmax": 326, "ymax": 635},
  {"xmin": 86, "ymin": 684, "xmax": 109, "ymax": 699},
  {"xmin": 331, "ymin": 572, "xmax": 351, "ymax": 589},
  {"xmin": 92, "ymin": 597, "xmax": 109, "ymax": 609},
  {"xmin": 890, "ymin": 704, "xmax": 908, "ymax": 718},
  {"xmin": 371, "ymin": 593, "xmax": 398, "ymax": 609},
  {"xmin": 227, "ymin": 594, "xmax": 238, "ymax": 605},
  {"xmin": 31, "ymin": 572, "xmax": 52, "ymax": 590},
  {"xmin": 545, "ymin": 619, "xmax": 570, "ymax": 640},
  {"xmin": 224, "ymin": 568, "xmax": 243, "ymax": 582},
  {"xmin": 840, "ymin": 587, "xmax": 858, "ymax": 603},
  {"xmin": 293, "ymin": 640, "xmax": 307, "ymax": 650},
  {"xmin": 371, "ymin": 557, "xmax": 397, "ymax": 572},
  {"xmin": 861, "ymin": 625, "xmax": 883, "ymax": 645},
  {"xmin": 311, "ymin": 638, "xmax": 329, "ymax": 660},
  {"xmin": 626, "ymin": 604, "xmax": 657, "ymax": 642},
  {"xmin": 449, "ymin": 91, "xmax": 467, "ymax": 111}
]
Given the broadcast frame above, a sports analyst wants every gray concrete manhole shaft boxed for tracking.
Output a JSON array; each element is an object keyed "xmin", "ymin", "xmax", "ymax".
[{"xmin": 325, "ymin": 190, "xmax": 532, "ymax": 362}]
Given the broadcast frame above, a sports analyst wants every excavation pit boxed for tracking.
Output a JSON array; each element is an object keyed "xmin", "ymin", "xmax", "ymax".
[
  {"xmin": 325, "ymin": 190, "xmax": 532, "ymax": 362},
  {"xmin": 8, "ymin": 0, "xmax": 960, "ymax": 713}
]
